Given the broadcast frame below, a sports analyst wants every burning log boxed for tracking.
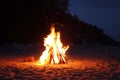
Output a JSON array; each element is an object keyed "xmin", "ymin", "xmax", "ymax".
[{"xmin": 39, "ymin": 24, "xmax": 69, "ymax": 65}]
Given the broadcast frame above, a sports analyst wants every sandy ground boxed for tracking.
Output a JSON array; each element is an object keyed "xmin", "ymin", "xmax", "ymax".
[{"xmin": 0, "ymin": 43, "xmax": 120, "ymax": 80}]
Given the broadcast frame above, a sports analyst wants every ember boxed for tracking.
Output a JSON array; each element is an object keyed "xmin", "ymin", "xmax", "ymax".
[{"xmin": 39, "ymin": 24, "xmax": 69, "ymax": 64}]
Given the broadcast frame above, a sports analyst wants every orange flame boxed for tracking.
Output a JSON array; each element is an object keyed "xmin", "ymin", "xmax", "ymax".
[{"xmin": 39, "ymin": 25, "xmax": 69, "ymax": 64}]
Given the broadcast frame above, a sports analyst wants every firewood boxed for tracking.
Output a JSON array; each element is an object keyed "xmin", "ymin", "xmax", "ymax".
[{"xmin": 23, "ymin": 56, "xmax": 34, "ymax": 62}]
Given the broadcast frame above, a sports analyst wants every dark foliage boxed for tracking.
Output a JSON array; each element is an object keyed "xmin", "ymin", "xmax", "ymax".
[{"xmin": 0, "ymin": 0, "xmax": 118, "ymax": 45}]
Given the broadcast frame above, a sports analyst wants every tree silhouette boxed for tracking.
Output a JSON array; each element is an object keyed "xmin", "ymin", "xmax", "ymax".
[{"xmin": 1, "ymin": 0, "xmax": 117, "ymax": 45}]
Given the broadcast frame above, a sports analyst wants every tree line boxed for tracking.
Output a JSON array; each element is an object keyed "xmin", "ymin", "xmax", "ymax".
[{"xmin": 0, "ymin": 0, "xmax": 117, "ymax": 45}]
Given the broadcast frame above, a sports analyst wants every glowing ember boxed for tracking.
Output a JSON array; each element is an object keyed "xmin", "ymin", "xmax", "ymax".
[{"xmin": 39, "ymin": 24, "xmax": 69, "ymax": 64}]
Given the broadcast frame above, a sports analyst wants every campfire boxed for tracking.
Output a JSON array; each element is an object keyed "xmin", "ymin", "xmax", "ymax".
[{"xmin": 39, "ymin": 24, "xmax": 69, "ymax": 65}]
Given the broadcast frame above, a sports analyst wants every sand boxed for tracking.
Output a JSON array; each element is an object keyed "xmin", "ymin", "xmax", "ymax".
[{"xmin": 0, "ymin": 43, "xmax": 120, "ymax": 80}]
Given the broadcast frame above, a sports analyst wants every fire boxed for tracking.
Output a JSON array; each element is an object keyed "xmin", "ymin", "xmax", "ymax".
[{"xmin": 39, "ymin": 24, "xmax": 69, "ymax": 64}]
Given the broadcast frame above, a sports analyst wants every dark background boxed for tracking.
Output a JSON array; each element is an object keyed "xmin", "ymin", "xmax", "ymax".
[
  {"xmin": 69, "ymin": 0, "xmax": 120, "ymax": 41},
  {"xmin": 0, "ymin": 0, "xmax": 119, "ymax": 45}
]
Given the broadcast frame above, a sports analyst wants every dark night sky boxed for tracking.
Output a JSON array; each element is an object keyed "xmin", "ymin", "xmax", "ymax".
[{"xmin": 69, "ymin": 0, "xmax": 120, "ymax": 41}]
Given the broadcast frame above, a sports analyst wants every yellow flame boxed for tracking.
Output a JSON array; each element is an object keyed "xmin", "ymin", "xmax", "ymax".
[{"xmin": 39, "ymin": 25, "xmax": 69, "ymax": 64}]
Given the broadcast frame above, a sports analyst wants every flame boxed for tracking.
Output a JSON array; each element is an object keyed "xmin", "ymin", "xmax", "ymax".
[{"xmin": 39, "ymin": 24, "xmax": 69, "ymax": 64}]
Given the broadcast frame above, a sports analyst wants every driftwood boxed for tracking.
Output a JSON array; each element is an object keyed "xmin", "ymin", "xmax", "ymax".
[{"xmin": 23, "ymin": 56, "xmax": 34, "ymax": 62}]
